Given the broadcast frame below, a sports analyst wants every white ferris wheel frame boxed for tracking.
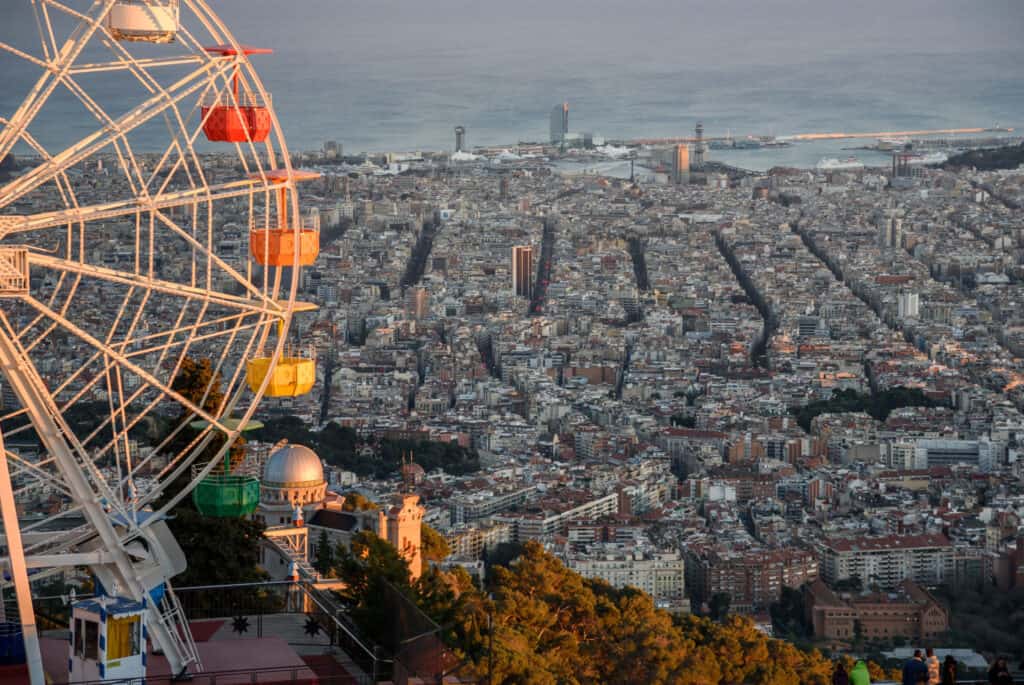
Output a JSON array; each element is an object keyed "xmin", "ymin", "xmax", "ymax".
[{"xmin": 0, "ymin": 1, "xmax": 310, "ymax": 681}]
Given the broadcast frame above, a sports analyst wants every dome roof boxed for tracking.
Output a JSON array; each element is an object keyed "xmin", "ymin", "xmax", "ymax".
[{"xmin": 263, "ymin": 444, "xmax": 324, "ymax": 486}]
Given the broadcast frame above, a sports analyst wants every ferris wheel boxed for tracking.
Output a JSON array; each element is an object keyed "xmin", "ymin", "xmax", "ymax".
[{"xmin": 0, "ymin": 1, "xmax": 320, "ymax": 681}]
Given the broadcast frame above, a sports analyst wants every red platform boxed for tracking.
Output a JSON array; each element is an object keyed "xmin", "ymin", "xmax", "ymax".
[
  {"xmin": 189, "ymin": 618, "xmax": 225, "ymax": 642},
  {"xmin": 0, "ymin": 663, "xmax": 30, "ymax": 685},
  {"xmin": 301, "ymin": 654, "xmax": 362, "ymax": 684}
]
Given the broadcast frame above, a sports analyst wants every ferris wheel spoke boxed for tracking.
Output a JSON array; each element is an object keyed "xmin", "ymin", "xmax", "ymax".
[
  {"xmin": 91, "ymin": 21, "xmax": 222, "ymax": 199},
  {"xmin": 48, "ymin": 311, "xmax": 259, "ymax": 461},
  {"xmin": 106, "ymin": 308, "xmax": 272, "ymax": 483},
  {"xmin": 105, "ymin": 294, "xmax": 229, "ymax": 458},
  {"xmin": 95, "ymin": 298, "xmax": 219, "ymax": 466},
  {"xmin": 30, "ymin": 252, "xmax": 282, "ymax": 315},
  {"xmin": 55, "ymin": 73, "xmax": 150, "ymax": 198},
  {"xmin": 153, "ymin": 208, "xmax": 284, "ymax": 303},
  {"xmin": 112, "ymin": 308, "xmax": 263, "ymax": 357},
  {"xmin": 32, "ymin": 1, "xmax": 62, "ymax": 63},
  {"xmin": 38, "ymin": 0, "xmax": 105, "ymax": 24},
  {"xmin": 0, "ymin": 41, "xmax": 50, "ymax": 70},
  {"xmin": 0, "ymin": 56, "xmax": 234, "ymax": 208},
  {"xmin": 20, "ymin": 294, "xmax": 238, "ymax": 435},
  {"xmin": 98, "ymin": 286, "xmax": 147, "ymax": 482},
  {"xmin": 137, "ymin": 317, "xmax": 270, "ymax": 509},
  {"xmin": 69, "ymin": 54, "xmax": 207, "ymax": 76},
  {"xmin": 123, "ymin": 314, "xmax": 268, "ymax": 360},
  {"xmin": 25, "ymin": 335, "xmax": 260, "ymax": 499},
  {"xmin": 0, "ymin": 0, "xmax": 109, "ymax": 164},
  {"xmin": 6, "ymin": 450, "xmax": 72, "ymax": 498}
]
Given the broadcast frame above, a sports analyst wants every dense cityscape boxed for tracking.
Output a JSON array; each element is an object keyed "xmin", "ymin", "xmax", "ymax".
[
  {"xmin": 2, "ymin": 3, "xmax": 1024, "ymax": 685},
  {"xmin": 5, "ymin": 113, "xmax": 1024, "ymax": 684}
]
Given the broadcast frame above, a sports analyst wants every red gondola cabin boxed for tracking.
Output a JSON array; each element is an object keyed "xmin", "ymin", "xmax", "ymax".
[{"xmin": 201, "ymin": 45, "xmax": 273, "ymax": 143}]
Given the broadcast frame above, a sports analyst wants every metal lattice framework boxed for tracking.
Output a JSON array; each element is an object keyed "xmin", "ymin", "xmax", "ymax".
[{"xmin": 0, "ymin": 2, "xmax": 309, "ymax": 681}]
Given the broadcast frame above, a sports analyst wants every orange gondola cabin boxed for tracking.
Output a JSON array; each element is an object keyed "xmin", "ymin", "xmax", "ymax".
[
  {"xmin": 201, "ymin": 45, "xmax": 273, "ymax": 143},
  {"xmin": 248, "ymin": 169, "xmax": 321, "ymax": 267}
]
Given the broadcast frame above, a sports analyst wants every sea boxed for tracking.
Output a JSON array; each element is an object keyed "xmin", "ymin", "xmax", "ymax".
[{"xmin": 2, "ymin": 1, "xmax": 1023, "ymax": 172}]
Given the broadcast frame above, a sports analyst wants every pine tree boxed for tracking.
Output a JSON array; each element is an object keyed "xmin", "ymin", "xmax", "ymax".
[{"xmin": 420, "ymin": 523, "xmax": 450, "ymax": 562}]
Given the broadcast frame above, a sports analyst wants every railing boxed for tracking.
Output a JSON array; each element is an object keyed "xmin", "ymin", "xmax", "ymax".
[
  {"xmin": 172, "ymin": 580, "xmax": 390, "ymax": 681},
  {"xmin": 155, "ymin": 584, "xmax": 202, "ymax": 670},
  {"xmin": 201, "ymin": 92, "xmax": 272, "ymax": 108}
]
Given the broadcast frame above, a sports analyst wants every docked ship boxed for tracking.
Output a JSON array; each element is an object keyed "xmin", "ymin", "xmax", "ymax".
[
  {"xmin": 903, "ymin": 151, "xmax": 948, "ymax": 166},
  {"xmin": 816, "ymin": 156, "xmax": 864, "ymax": 171},
  {"xmin": 877, "ymin": 137, "xmax": 910, "ymax": 151},
  {"xmin": 709, "ymin": 135, "xmax": 791, "ymax": 150}
]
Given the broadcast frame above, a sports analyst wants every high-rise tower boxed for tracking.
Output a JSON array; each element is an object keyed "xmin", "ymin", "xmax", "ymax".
[
  {"xmin": 454, "ymin": 125, "xmax": 466, "ymax": 153},
  {"xmin": 550, "ymin": 102, "xmax": 569, "ymax": 144},
  {"xmin": 878, "ymin": 209, "xmax": 903, "ymax": 249},
  {"xmin": 672, "ymin": 144, "xmax": 690, "ymax": 185},
  {"xmin": 693, "ymin": 121, "xmax": 705, "ymax": 170},
  {"xmin": 512, "ymin": 245, "xmax": 534, "ymax": 298}
]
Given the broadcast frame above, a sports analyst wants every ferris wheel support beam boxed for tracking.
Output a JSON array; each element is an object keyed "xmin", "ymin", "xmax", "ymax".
[
  {"xmin": 23, "ymin": 551, "xmax": 112, "ymax": 568},
  {"xmin": 0, "ymin": 430, "xmax": 46, "ymax": 685},
  {"xmin": 0, "ymin": 319, "xmax": 197, "ymax": 677}
]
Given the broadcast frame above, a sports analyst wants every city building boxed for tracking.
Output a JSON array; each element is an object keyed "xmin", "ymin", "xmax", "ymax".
[
  {"xmin": 820, "ymin": 534, "xmax": 954, "ymax": 588},
  {"xmin": 454, "ymin": 125, "xmax": 465, "ymax": 153},
  {"xmin": 512, "ymin": 245, "xmax": 534, "ymax": 299},
  {"xmin": 914, "ymin": 439, "xmax": 995, "ymax": 472},
  {"xmin": 897, "ymin": 291, "xmax": 920, "ymax": 320},
  {"xmin": 322, "ymin": 140, "xmax": 341, "ymax": 159},
  {"xmin": 994, "ymin": 536, "xmax": 1024, "ymax": 590},
  {"xmin": 672, "ymin": 144, "xmax": 690, "ymax": 185},
  {"xmin": 446, "ymin": 522, "xmax": 514, "ymax": 559},
  {"xmin": 805, "ymin": 579, "xmax": 948, "ymax": 643},
  {"xmin": 550, "ymin": 102, "xmax": 568, "ymax": 144},
  {"xmin": 493, "ymin": 492, "xmax": 619, "ymax": 542},
  {"xmin": 693, "ymin": 121, "xmax": 705, "ymax": 170},
  {"xmin": 450, "ymin": 486, "xmax": 537, "ymax": 525},
  {"xmin": 685, "ymin": 546, "xmax": 818, "ymax": 614},
  {"xmin": 567, "ymin": 544, "xmax": 689, "ymax": 612},
  {"xmin": 877, "ymin": 209, "xmax": 903, "ymax": 249}
]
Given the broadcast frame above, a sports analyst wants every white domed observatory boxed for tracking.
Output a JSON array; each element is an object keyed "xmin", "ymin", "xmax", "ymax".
[{"xmin": 256, "ymin": 444, "xmax": 328, "ymax": 526}]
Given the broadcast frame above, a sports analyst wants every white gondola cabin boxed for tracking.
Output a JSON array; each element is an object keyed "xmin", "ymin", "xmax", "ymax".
[{"xmin": 107, "ymin": 1, "xmax": 179, "ymax": 43}]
